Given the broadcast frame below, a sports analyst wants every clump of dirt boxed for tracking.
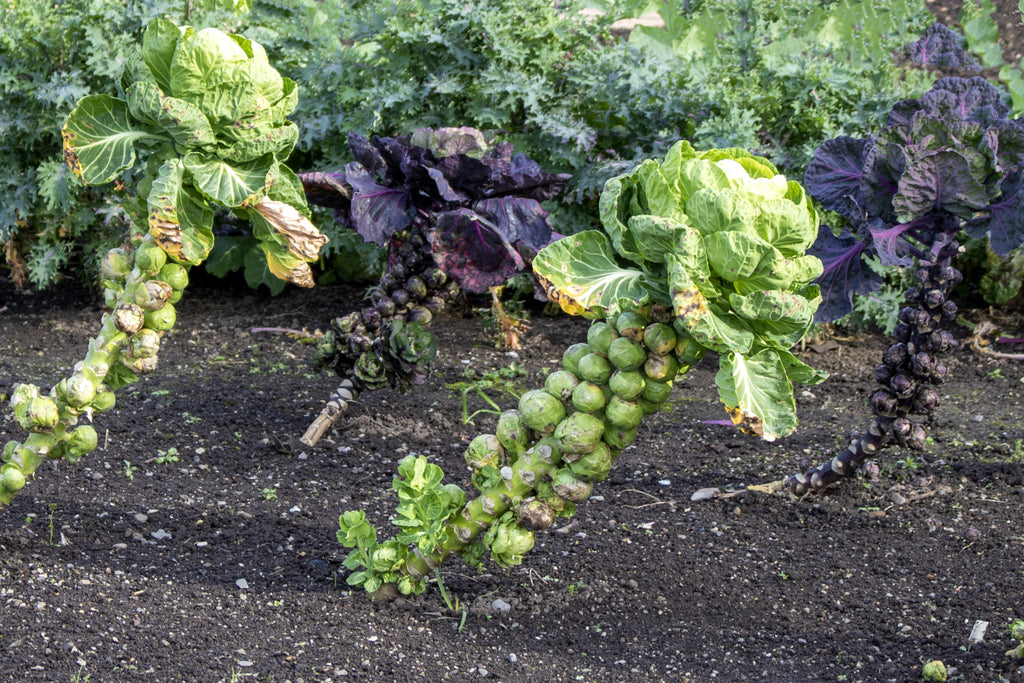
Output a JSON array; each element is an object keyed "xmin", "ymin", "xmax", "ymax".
[{"xmin": 1, "ymin": 273, "xmax": 1023, "ymax": 682}]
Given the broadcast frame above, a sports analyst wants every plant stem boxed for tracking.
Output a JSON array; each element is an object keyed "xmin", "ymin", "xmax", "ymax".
[{"xmin": 297, "ymin": 377, "xmax": 362, "ymax": 448}]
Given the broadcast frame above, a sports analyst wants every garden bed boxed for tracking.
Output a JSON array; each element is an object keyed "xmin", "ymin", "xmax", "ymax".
[{"xmin": 1, "ymin": 274, "xmax": 1022, "ymax": 682}]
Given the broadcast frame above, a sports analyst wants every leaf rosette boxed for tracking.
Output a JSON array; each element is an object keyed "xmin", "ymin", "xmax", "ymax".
[
  {"xmin": 534, "ymin": 143, "xmax": 827, "ymax": 440},
  {"xmin": 61, "ymin": 18, "xmax": 326, "ymax": 286}
]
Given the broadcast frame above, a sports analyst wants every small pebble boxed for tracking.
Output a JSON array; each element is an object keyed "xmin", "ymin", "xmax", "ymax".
[
  {"xmin": 971, "ymin": 414, "xmax": 984, "ymax": 423},
  {"xmin": 891, "ymin": 493, "xmax": 907, "ymax": 505},
  {"xmin": 236, "ymin": 578, "xmax": 249, "ymax": 590},
  {"xmin": 690, "ymin": 487, "xmax": 719, "ymax": 502},
  {"xmin": 134, "ymin": 513, "xmax": 148, "ymax": 523},
  {"xmin": 491, "ymin": 598, "xmax": 511, "ymax": 613},
  {"xmin": 508, "ymin": 654, "xmax": 518, "ymax": 663},
  {"xmin": 151, "ymin": 529, "xmax": 171, "ymax": 540}
]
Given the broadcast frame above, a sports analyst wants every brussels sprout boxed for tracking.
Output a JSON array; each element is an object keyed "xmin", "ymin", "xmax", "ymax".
[
  {"xmin": 465, "ymin": 433, "xmax": 505, "ymax": 470},
  {"xmin": 444, "ymin": 483, "xmax": 468, "ymax": 512},
  {"xmin": 144, "ymin": 302, "xmax": 177, "ymax": 331},
  {"xmin": 405, "ymin": 306, "xmax": 432, "ymax": 326},
  {"xmin": 405, "ymin": 276, "xmax": 428, "ymax": 301},
  {"xmin": 66, "ymin": 425, "xmax": 98, "ymax": 461},
  {"xmin": 603, "ymin": 422, "xmax": 638, "ymax": 450},
  {"xmin": 871, "ymin": 389, "xmax": 899, "ymax": 415},
  {"xmin": 486, "ymin": 520, "xmax": 535, "ymax": 568},
  {"xmin": 568, "ymin": 442, "xmax": 614, "ymax": 482},
  {"xmin": 615, "ymin": 311, "xmax": 648, "ymax": 340},
  {"xmin": 644, "ymin": 353, "xmax": 679, "ymax": 382},
  {"xmin": 63, "ymin": 371, "xmax": 97, "ymax": 409},
  {"xmin": 586, "ymin": 321, "xmax": 618, "ymax": 356},
  {"xmin": 607, "ymin": 336, "xmax": 646, "ymax": 372},
  {"xmin": 121, "ymin": 355, "xmax": 159, "ymax": 375},
  {"xmin": 578, "ymin": 353, "xmax": 612, "ymax": 385},
  {"xmin": 103, "ymin": 287, "xmax": 121, "ymax": 309},
  {"xmin": 92, "ymin": 385, "xmax": 116, "ymax": 412},
  {"xmin": 113, "ymin": 302, "xmax": 146, "ymax": 334},
  {"xmin": 517, "ymin": 390, "xmax": 565, "ymax": 435},
  {"xmin": 643, "ymin": 322, "xmax": 677, "ymax": 355},
  {"xmin": 134, "ymin": 243, "xmax": 168, "ymax": 274},
  {"xmin": 671, "ymin": 327, "xmax": 707, "ymax": 366},
  {"xmin": 642, "ymin": 378, "xmax": 673, "ymax": 404},
  {"xmin": 571, "ymin": 381, "xmax": 607, "ymax": 414},
  {"xmin": 422, "ymin": 295, "xmax": 446, "ymax": 315},
  {"xmin": 354, "ymin": 352, "xmax": 389, "ymax": 390},
  {"xmin": 101, "ymin": 248, "xmax": 133, "ymax": 281},
  {"xmin": 392, "ymin": 288, "xmax": 411, "ymax": 310},
  {"xmin": 128, "ymin": 329, "xmax": 162, "ymax": 359},
  {"xmin": 1, "ymin": 466, "xmax": 26, "ymax": 493},
  {"xmin": 134, "ymin": 280, "xmax": 174, "ymax": 311},
  {"xmin": 529, "ymin": 435, "xmax": 564, "ymax": 465},
  {"xmin": 9, "ymin": 383, "xmax": 40, "ymax": 410},
  {"xmin": 605, "ymin": 396, "xmax": 643, "ymax": 430},
  {"xmin": 423, "ymin": 267, "xmax": 447, "ymax": 288},
  {"xmin": 562, "ymin": 343, "xmax": 591, "ymax": 376},
  {"xmin": 551, "ymin": 469, "xmax": 593, "ymax": 503},
  {"xmin": 544, "ymin": 370, "xmax": 580, "ymax": 404},
  {"xmin": 609, "ymin": 370, "xmax": 645, "ymax": 401},
  {"xmin": 555, "ymin": 411, "xmax": 604, "ymax": 456},
  {"xmin": 16, "ymin": 396, "xmax": 60, "ymax": 432},
  {"xmin": 921, "ymin": 660, "xmax": 947, "ymax": 682},
  {"xmin": 516, "ymin": 499, "xmax": 556, "ymax": 531},
  {"xmin": 496, "ymin": 410, "xmax": 530, "ymax": 458},
  {"xmin": 156, "ymin": 263, "xmax": 189, "ymax": 291}
]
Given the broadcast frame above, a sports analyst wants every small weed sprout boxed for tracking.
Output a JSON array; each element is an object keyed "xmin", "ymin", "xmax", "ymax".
[
  {"xmin": 262, "ymin": 488, "xmax": 278, "ymax": 501},
  {"xmin": 155, "ymin": 447, "xmax": 179, "ymax": 465}
]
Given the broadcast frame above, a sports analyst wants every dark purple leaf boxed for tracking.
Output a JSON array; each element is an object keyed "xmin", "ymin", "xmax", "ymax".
[
  {"xmin": 474, "ymin": 197, "xmax": 556, "ymax": 250},
  {"xmin": 966, "ymin": 171, "xmax": 1024, "ymax": 254},
  {"xmin": 892, "ymin": 150, "xmax": 988, "ymax": 221},
  {"xmin": 804, "ymin": 136, "xmax": 871, "ymax": 216},
  {"xmin": 346, "ymin": 163, "xmax": 414, "ymax": 247},
  {"xmin": 347, "ymin": 132, "xmax": 388, "ymax": 180},
  {"xmin": 906, "ymin": 23, "xmax": 981, "ymax": 71},
  {"xmin": 923, "ymin": 77, "xmax": 1009, "ymax": 126},
  {"xmin": 428, "ymin": 208, "xmax": 523, "ymax": 293},
  {"xmin": 480, "ymin": 152, "xmax": 572, "ymax": 201},
  {"xmin": 987, "ymin": 120, "xmax": 1024, "ymax": 174},
  {"xmin": 861, "ymin": 137, "xmax": 906, "ymax": 222},
  {"xmin": 868, "ymin": 222, "xmax": 915, "ymax": 267},
  {"xmin": 298, "ymin": 170, "xmax": 351, "ymax": 211},
  {"xmin": 808, "ymin": 225, "xmax": 882, "ymax": 321}
]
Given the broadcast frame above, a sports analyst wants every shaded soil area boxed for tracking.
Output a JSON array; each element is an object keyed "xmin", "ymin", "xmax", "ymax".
[{"xmin": 1, "ymin": 272, "xmax": 1023, "ymax": 683}]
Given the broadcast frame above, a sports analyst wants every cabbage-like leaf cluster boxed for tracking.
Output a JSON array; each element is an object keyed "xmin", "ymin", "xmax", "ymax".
[
  {"xmin": 805, "ymin": 76, "xmax": 1024, "ymax": 320},
  {"xmin": 533, "ymin": 142, "xmax": 826, "ymax": 440},
  {"xmin": 301, "ymin": 129, "xmax": 570, "ymax": 293},
  {"xmin": 906, "ymin": 22, "xmax": 982, "ymax": 72},
  {"xmin": 61, "ymin": 18, "xmax": 325, "ymax": 286}
]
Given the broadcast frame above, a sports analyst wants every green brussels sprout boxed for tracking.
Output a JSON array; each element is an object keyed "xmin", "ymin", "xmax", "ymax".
[
  {"xmin": 516, "ymin": 499, "xmax": 556, "ymax": 531},
  {"xmin": 517, "ymin": 390, "xmax": 565, "ymax": 435},
  {"xmin": 101, "ymin": 247, "xmax": 133, "ymax": 281},
  {"xmin": 586, "ymin": 321, "xmax": 618, "ymax": 356},
  {"xmin": 571, "ymin": 381, "xmax": 607, "ymax": 414},
  {"xmin": 444, "ymin": 483, "xmax": 467, "ymax": 512},
  {"xmin": 603, "ymin": 422, "xmax": 638, "ymax": 450},
  {"xmin": 2, "ymin": 441, "xmax": 16, "ymax": 460},
  {"xmin": 102, "ymin": 287, "xmax": 121, "ymax": 309},
  {"xmin": 609, "ymin": 370, "xmax": 646, "ymax": 400},
  {"xmin": 642, "ymin": 378, "xmax": 674, "ymax": 404},
  {"xmin": 113, "ymin": 303, "xmax": 146, "ymax": 334},
  {"xmin": 921, "ymin": 660, "xmax": 947, "ymax": 681},
  {"xmin": 672, "ymin": 326, "xmax": 708, "ymax": 366},
  {"xmin": 568, "ymin": 441, "xmax": 614, "ymax": 482},
  {"xmin": 577, "ymin": 353, "xmax": 612, "ymax": 385},
  {"xmin": 354, "ymin": 352, "xmax": 389, "ymax": 389},
  {"xmin": 63, "ymin": 371, "xmax": 97, "ymax": 409},
  {"xmin": 156, "ymin": 263, "xmax": 189, "ymax": 291},
  {"xmin": 496, "ymin": 410, "xmax": 530, "ymax": 458},
  {"xmin": 134, "ymin": 280, "xmax": 174, "ymax": 311},
  {"xmin": 607, "ymin": 336, "xmax": 646, "ymax": 372},
  {"xmin": 643, "ymin": 322, "xmax": 677, "ymax": 355},
  {"xmin": 66, "ymin": 425, "xmax": 98, "ymax": 461},
  {"xmin": 562, "ymin": 343, "xmax": 591, "ymax": 376},
  {"xmin": 1010, "ymin": 619, "xmax": 1024, "ymax": 641},
  {"xmin": 16, "ymin": 396, "xmax": 60, "ymax": 432},
  {"xmin": 128, "ymin": 328, "xmax": 162, "ymax": 359},
  {"xmin": 465, "ymin": 433, "xmax": 505, "ymax": 470},
  {"xmin": 9, "ymin": 383, "xmax": 40, "ymax": 410},
  {"xmin": 486, "ymin": 519, "xmax": 535, "ymax": 567},
  {"xmin": 529, "ymin": 435, "xmax": 563, "ymax": 465},
  {"xmin": 555, "ymin": 411, "xmax": 604, "ymax": 456},
  {"xmin": 644, "ymin": 353, "xmax": 679, "ymax": 382},
  {"xmin": 551, "ymin": 469, "xmax": 593, "ymax": 503},
  {"xmin": 637, "ymin": 397, "xmax": 661, "ymax": 415},
  {"xmin": 144, "ymin": 302, "xmax": 177, "ymax": 331},
  {"xmin": 1, "ymin": 466, "xmax": 26, "ymax": 492},
  {"xmin": 605, "ymin": 395, "xmax": 643, "ymax": 430},
  {"xmin": 615, "ymin": 311, "xmax": 648, "ymax": 340},
  {"xmin": 91, "ymin": 384, "xmax": 116, "ymax": 412},
  {"xmin": 121, "ymin": 355, "xmax": 159, "ymax": 375},
  {"xmin": 534, "ymin": 480, "xmax": 575, "ymax": 516},
  {"xmin": 134, "ymin": 243, "xmax": 168, "ymax": 274},
  {"xmin": 397, "ymin": 574, "xmax": 422, "ymax": 596},
  {"xmin": 544, "ymin": 370, "xmax": 580, "ymax": 404}
]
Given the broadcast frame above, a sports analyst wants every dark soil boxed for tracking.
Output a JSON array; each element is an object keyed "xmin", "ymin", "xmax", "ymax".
[
  {"xmin": 2, "ymin": 267, "xmax": 1024, "ymax": 683},
  {"xmin": 2, "ymin": 4, "xmax": 1024, "ymax": 683}
]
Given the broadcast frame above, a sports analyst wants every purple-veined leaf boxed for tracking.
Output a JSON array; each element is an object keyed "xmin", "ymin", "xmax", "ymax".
[
  {"xmin": 808, "ymin": 225, "xmax": 882, "ymax": 321},
  {"xmin": 428, "ymin": 208, "xmax": 523, "ymax": 293},
  {"xmin": 868, "ymin": 222, "xmax": 914, "ymax": 267},
  {"xmin": 921, "ymin": 76, "xmax": 1009, "ymax": 126},
  {"xmin": 892, "ymin": 150, "xmax": 988, "ymax": 222},
  {"xmin": 966, "ymin": 171, "xmax": 1024, "ymax": 254},
  {"xmin": 345, "ymin": 163, "xmax": 414, "ymax": 247},
  {"xmin": 860, "ymin": 137, "xmax": 906, "ymax": 221},
  {"xmin": 474, "ymin": 197, "xmax": 555, "ymax": 250},
  {"xmin": 987, "ymin": 120, "xmax": 1024, "ymax": 174},
  {"xmin": 804, "ymin": 137, "xmax": 871, "ymax": 216}
]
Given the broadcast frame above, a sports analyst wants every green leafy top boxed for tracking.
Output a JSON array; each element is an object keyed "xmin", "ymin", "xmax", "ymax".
[
  {"xmin": 61, "ymin": 18, "xmax": 324, "ymax": 288},
  {"xmin": 534, "ymin": 143, "xmax": 826, "ymax": 440}
]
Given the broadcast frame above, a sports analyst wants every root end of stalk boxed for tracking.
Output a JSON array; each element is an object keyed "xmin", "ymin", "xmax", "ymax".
[
  {"xmin": 367, "ymin": 583, "xmax": 401, "ymax": 603},
  {"xmin": 747, "ymin": 480, "xmax": 786, "ymax": 494}
]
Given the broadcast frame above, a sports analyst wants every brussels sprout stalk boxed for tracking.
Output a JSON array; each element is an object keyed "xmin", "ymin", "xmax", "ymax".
[{"xmin": 2, "ymin": 232, "xmax": 182, "ymax": 505}]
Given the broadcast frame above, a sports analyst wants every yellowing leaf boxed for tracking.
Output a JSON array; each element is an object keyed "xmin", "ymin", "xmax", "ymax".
[{"xmin": 253, "ymin": 197, "xmax": 328, "ymax": 261}]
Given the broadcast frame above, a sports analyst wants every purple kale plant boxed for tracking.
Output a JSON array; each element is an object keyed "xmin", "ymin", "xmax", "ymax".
[
  {"xmin": 787, "ymin": 76, "xmax": 1024, "ymax": 493},
  {"xmin": 906, "ymin": 22, "xmax": 982, "ymax": 72}
]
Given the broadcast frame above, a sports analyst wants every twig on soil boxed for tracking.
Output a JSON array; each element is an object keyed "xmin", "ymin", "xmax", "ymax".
[{"xmin": 966, "ymin": 321, "xmax": 1024, "ymax": 360}]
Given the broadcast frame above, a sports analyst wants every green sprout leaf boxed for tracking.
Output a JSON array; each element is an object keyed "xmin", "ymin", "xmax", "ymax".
[{"xmin": 62, "ymin": 95, "xmax": 165, "ymax": 185}]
